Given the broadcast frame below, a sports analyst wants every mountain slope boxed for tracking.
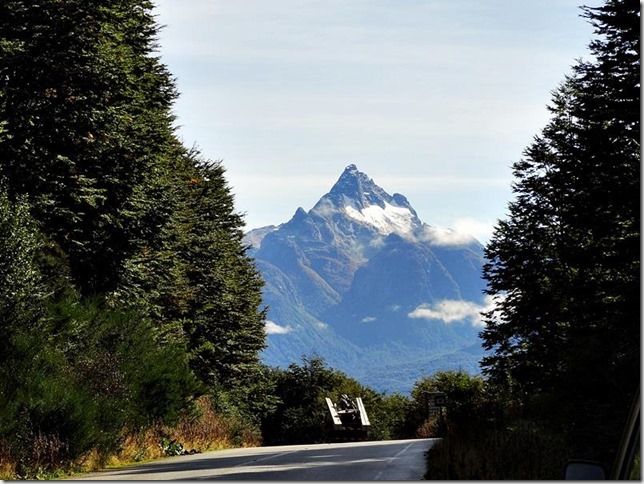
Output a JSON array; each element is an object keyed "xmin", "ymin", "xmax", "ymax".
[{"xmin": 246, "ymin": 165, "xmax": 488, "ymax": 393}]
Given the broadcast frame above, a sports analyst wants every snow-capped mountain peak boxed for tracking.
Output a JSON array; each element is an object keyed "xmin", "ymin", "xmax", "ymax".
[
  {"xmin": 325, "ymin": 164, "xmax": 394, "ymax": 209},
  {"xmin": 244, "ymin": 164, "xmax": 487, "ymax": 394},
  {"xmin": 312, "ymin": 164, "xmax": 422, "ymax": 235}
]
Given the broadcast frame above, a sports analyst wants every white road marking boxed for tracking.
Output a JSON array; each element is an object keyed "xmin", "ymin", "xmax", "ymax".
[{"xmin": 373, "ymin": 441, "xmax": 415, "ymax": 480}]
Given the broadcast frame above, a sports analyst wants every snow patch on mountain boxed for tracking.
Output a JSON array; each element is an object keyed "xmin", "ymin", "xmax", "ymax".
[{"xmin": 344, "ymin": 202, "xmax": 419, "ymax": 235}]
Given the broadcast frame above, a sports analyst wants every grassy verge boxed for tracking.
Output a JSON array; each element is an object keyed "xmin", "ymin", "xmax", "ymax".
[{"xmin": 0, "ymin": 396, "xmax": 261, "ymax": 480}]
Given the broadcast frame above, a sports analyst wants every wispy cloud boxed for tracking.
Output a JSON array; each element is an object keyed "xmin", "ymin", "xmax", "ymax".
[
  {"xmin": 415, "ymin": 226, "xmax": 478, "ymax": 247},
  {"xmin": 451, "ymin": 218, "xmax": 497, "ymax": 245},
  {"xmin": 265, "ymin": 320, "xmax": 292, "ymax": 334},
  {"xmin": 408, "ymin": 295, "xmax": 503, "ymax": 327}
]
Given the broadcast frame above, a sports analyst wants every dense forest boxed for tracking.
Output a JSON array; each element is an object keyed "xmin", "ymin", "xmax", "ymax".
[
  {"xmin": 0, "ymin": 0, "xmax": 639, "ymax": 480},
  {"xmin": 483, "ymin": 0, "xmax": 639, "ymax": 462}
]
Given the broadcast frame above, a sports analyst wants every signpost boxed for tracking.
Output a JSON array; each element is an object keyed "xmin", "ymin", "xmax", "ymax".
[{"xmin": 423, "ymin": 391, "xmax": 447, "ymax": 420}]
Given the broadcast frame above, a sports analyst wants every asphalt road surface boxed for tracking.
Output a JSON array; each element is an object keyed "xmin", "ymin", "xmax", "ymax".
[{"xmin": 75, "ymin": 438, "xmax": 437, "ymax": 480}]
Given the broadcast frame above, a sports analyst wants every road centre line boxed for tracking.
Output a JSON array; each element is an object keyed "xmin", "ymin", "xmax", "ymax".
[{"xmin": 373, "ymin": 442, "xmax": 415, "ymax": 480}]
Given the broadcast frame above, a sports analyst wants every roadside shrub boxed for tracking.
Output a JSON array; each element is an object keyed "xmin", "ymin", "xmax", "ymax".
[
  {"xmin": 367, "ymin": 392, "xmax": 414, "ymax": 440},
  {"xmin": 408, "ymin": 371, "xmax": 488, "ymax": 438},
  {"xmin": 0, "ymin": 292, "xmax": 200, "ymax": 478},
  {"xmin": 425, "ymin": 419, "xmax": 570, "ymax": 480}
]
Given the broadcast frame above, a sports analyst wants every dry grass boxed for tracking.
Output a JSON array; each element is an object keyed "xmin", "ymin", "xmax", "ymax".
[
  {"xmin": 1, "ymin": 395, "xmax": 261, "ymax": 479},
  {"xmin": 414, "ymin": 415, "xmax": 445, "ymax": 438},
  {"xmin": 79, "ymin": 395, "xmax": 256, "ymax": 472},
  {"xmin": 0, "ymin": 439, "xmax": 15, "ymax": 480},
  {"xmin": 0, "ymin": 433, "xmax": 72, "ymax": 480},
  {"xmin": 169, "ymin": 395, "xmax": 238, "ymax": 450}
]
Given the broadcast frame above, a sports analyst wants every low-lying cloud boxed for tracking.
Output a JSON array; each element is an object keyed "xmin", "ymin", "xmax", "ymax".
[
  {"xmin": 265, "ymin": 320, "xmax": 292, "ymax": 334},
  {"xmin": 451, "ymin": 218, "xmax": 495, "ymax": 245},
  {"xmin": 415, "ymin": 226, "xmax": 477, "ymax": 247},
  {"xmin": 408, "ymin": 295, "xmax": 502, "ymax": 327}
]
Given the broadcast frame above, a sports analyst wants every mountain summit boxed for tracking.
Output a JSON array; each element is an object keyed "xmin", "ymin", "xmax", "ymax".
[
  {"xmin": 312, "ymin": 165, "xmax": 422, "ymax": 236},
  {"xmin": 245, "ymin": 165, "xmax": 487, "ymax": 393}
]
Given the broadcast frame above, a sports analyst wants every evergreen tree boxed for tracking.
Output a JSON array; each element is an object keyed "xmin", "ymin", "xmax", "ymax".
[
  {"xmin": 118, "ymin": 152, "xmax": 268, "ymax": 394},
  {"xmin": 175, "ymin": 156, "xmax": 267, "ymax": 391},
  {"xmin": 0, "ymin": 1, "xmax": 268, "ymax": 395},
  {"xmin": 0, "ymin": 1, "xmax": 270, "ymax": 470},
  {"xmin": 0, "ymin": 0, "xmax": 180, "ymax": 295},
  {"xmin": 481, "ymin": 0, "xmax": 639, "ymax": 462}
]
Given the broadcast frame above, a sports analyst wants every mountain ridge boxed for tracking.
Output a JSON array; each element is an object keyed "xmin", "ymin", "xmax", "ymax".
[{"xmin": 246, "ymin": 165, "xmax": 488, "ymax": 393}]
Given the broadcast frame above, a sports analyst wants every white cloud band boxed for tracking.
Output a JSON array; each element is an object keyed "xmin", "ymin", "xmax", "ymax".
[
  {"xmin": 408, "ymin": 295, "xmax": 503, "ymax": 327},
  {"xmin": 265, "ymin": 320, "xmax": 292, "ymax": 334}
]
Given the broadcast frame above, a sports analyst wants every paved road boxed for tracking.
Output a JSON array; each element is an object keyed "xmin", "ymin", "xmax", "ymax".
[{"xmin": 75, "ymin": 438, "xmax": 437, "ymax": 480}]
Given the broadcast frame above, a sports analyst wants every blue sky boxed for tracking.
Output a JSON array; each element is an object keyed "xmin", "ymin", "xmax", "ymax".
[{"xmin": 152, "ymin": 0, "xmax": 597, "ymax": 243}]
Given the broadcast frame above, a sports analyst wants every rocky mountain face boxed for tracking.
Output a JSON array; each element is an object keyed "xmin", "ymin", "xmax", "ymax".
[{"xmin": 245, "ymin": 165, "xmax": 489, "ymax": 393}]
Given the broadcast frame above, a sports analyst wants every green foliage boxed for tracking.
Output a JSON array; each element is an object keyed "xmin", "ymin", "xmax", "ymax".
[
  {"xmin": 480, "ymin": 0, "xmax": 639, "ymax": 464},
  {"xmin": 0, "ymin": 1, "xmax": 269, "ymax": 475},
  {"xmin": 174, "ymin": 158, "xmax": 267, "ymax": 391},
  {"xmin": 117, "ymin": 153, "xmax": 270, "ymax": 416},
  {"xmin": 409, "ymin": 371, "xmax": 486, "ymax": 436},
  {"xmin": 0, "ymin": 290, "xmax": 199, "ymax": 477},
  {"xmin": 52, "ymin": 295, "xmax": 200, "ymax": 429},
  {"xmin": 0, "ymin": 190, "xmax": 50, "ymax": 459},
  {"xmin": 366, "ymin": 392, "xmax": 413, "ymax": 441},
  {"xmin": 0, "ymin": 0, "xmax": 180, "ymax": 295},
  {"xmin": 261, "ymin": 356, "xmax": 340, "ymax": 445},
  {"xmin": 0, "ymin": 189, "xmax": 43, "ymax": 342},
  {"xmin": 260, "ymin": 356, "xmax": 374, "ymax": 445},
  {"xmin": 0, "ymin": 192, "xmax": 199, "ymax": 475}
]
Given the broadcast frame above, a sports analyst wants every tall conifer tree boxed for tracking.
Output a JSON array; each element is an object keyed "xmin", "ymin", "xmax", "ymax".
[
  {"xmin": 481, "ymin": 0, "xmax": 639, "ymax": 462},
  {"xmin": 0, "ymin": 0, "xmax": 268, "ymax": 396},
  {"xmin": 0, "ymin": 0, "xmax": 180, "ymax": 294},
  {"xmin": 179, "ymin": 159, "xmax": 266, "ymax": 390}
]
